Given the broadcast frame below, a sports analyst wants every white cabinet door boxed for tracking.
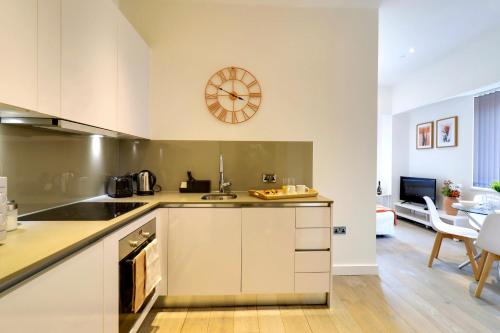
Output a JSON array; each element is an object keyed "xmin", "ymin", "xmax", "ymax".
[
  {"xmin": 0, "ymin": 0, "xmax": 37, "ymax": 110},
  {"xmin": 168, "ymin": 208, "xmax": 241, "ymax": 295},
  {"xmin": 61, "ymin": 0, "xmax": 118, "ymax": 130},
  {"xmin": 37, "ymin": 0, "xmax": 61, "ymax": 117},
  {"xmin": 117, "ymin": 14, "xmax": 150, "ymax": 138},
  {"xmin": 0, "ymin": 242, "xmax": 104, "ymax": 333},
  {"xmin": 157, "ymin": 208, "xmax": 168, "ymax": 295},
  {"xmin": 242, "ymin": 208, "xmax": 295, "ymax": 293}
]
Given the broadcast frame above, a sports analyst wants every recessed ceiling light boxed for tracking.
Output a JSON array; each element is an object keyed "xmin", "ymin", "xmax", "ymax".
[{"xmin": 409, "ymin": 47, "xmax": 416, "ymax": 54}]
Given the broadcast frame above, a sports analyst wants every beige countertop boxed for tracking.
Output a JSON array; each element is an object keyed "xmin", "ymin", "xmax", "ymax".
[{"xmin": 0, "ymin": 191, "xmax": 332, "ymax": 294}]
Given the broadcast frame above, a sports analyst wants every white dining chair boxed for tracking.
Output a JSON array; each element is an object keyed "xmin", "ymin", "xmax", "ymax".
[
  {"xmin": 474, "ymin": 214, "xmax": 500, "ymax": 297},
  {"xmin": 423, "ymin": 196, "xmax": 480, "ymax": 280}
]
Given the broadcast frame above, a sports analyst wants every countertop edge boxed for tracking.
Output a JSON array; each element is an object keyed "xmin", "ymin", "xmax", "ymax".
[
  {"xmin": 0, "ymin": 203, "xmax": 160, "ymax": 295},
  {"xmin": 0, "ymin": 198, "xmax": 333, "ymax": 295}
]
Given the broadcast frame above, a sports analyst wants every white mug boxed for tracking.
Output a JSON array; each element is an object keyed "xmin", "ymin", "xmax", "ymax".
[
  {"xmin": 296, "ymin": 185, "xmax": 309, "ymax": 194},
  {"xmin": 282, "ymin": 185, "xmax": 296, "ymax": 194}
]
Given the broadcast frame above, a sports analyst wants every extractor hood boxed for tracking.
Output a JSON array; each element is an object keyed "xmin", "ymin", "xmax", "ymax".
[{"xmin": 0, "ymin": 117, "xmax": 118, "ymax": 138}]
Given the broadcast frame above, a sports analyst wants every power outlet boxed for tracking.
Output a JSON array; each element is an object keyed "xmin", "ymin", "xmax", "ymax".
[
  {"xmin": 262, "ymin": 173, "xmax": 277, "ymax": 183},
  {"xmin": 333, "ymin": 226, "xmax": 347, "ymax": 235}
]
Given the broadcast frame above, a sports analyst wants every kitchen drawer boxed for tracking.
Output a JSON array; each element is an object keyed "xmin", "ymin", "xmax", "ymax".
[
  {"xmin": 296, "ymin": 207, "xmax": 330, "ymax": 228},
  {"xmin": 295, "ymin": 273, "xmax": 330, "ymax": 293},
  {"xmin": 295, "ymin": 228, "xmax": 330, "ymax": 250},
  {"xmin": 295, "ymin": 251, "xmax": 330, "ymax": 272}
]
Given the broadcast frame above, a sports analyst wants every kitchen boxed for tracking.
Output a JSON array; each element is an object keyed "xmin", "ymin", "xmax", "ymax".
[{"xmin": 0, "ymin": 0, "xmax": 378, "ymax": 332}]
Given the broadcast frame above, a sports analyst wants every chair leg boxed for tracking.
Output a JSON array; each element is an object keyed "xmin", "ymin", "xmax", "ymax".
[
  {"xmin": 464, "ymin": 238, "xmax": 480, "ymax": 281},
  {"xmin": 475, "ymin": 252, "xmax": 495, "ymax": 297},
  {"xmin": 429, "ymin": 232, "xmax": 444, "ymax": 268},
  {"xmin": 478, "ymin": 250, "xmax": 488, "ymax": 276},
  {"xmin": 435, "ymin": 236, "xmax": 444, "ymax": 258}
]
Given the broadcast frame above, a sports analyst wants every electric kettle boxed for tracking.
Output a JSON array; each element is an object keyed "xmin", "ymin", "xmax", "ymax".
[{"xmin": 135, "ymin": 170, "xmax": 157, "ymax": 196}]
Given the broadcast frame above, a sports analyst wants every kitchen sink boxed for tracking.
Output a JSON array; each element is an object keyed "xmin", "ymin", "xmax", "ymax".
[{"xmin": 201, "ymin": 193, "xmax": 238, "ymax": 200}]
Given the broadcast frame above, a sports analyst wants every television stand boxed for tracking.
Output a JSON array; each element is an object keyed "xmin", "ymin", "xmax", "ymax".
[{"xmin": 393, "ymin": 201, "xmax": 464, "ymax": 227}]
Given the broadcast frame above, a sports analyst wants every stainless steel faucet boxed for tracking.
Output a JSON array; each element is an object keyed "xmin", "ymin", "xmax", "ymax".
[{"xmin": 218, "ymin": 154, "xmax": 232, "ymax": 193}]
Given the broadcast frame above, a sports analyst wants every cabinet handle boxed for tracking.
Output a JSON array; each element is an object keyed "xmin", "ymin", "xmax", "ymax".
[{"xmin": 129, "ymin": 240, "xmax": 139, "ymax": 248}]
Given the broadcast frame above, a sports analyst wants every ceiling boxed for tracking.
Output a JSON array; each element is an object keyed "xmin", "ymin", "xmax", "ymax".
[{"xmin": 379, "ymin": 0, "xmax": 500, "ymax": 86}]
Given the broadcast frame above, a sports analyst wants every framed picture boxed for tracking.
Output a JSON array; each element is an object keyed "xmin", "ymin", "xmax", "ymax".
[
  {"xmin": 416, "ymin": 121, "xmax": 434, "ymax": 149},
  {"xmin": 436, "ymin": 116, "xmax": 458, "ymax": 148}
]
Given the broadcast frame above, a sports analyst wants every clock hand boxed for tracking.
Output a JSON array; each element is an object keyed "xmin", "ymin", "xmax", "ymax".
[
  {"xmin": 218, "ymin": 87, "xmax": 245, "ymax": 101},
  {"xmin": 218, "ymin": 87, "xmax": 232, "ymax": 95}
]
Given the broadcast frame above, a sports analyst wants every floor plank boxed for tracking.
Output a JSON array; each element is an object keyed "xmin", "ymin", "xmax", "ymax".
[
  {"xmin": 279, "ymin": 306, "xmax": 312, "ymax": 333},
  {"xmin": 257, "ymin": 306, "xmax": 285, "ymax": 333},
  {"xmin": 234, "ymin": 306, "xmax": 259, "ymax": 333},
  {"xmin": 207, "ymin": 307, "xmax": 234, "ymax": 333},
  {"xmin": 302, "ymin": 305, "xmax": 340, "ymax": 333},
  {"xmin": 138, "ymin": 308, "xmax": 187, "ymax": 333},
  {"xmin": 327, "ymin": 291, "xmax": 364, "ymax": 333},
  {"xmin": 180, "ymin": 308, "xmax": 210, "ymax": 333}
]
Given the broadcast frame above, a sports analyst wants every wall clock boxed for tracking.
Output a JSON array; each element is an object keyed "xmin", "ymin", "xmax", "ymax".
[{"xmin": 205, "ymin": 66, "xmax": 262, "ymax": 124}]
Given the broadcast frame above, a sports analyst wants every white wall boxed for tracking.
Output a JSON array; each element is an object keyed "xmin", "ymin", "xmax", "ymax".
[
  {"xmin": 119, "ymin": 1, "xmax": 379, "ymax": 273},
  {"xmin": 377, "ymin": 86, "xmax": 392, "ymax": 195},
  {"xmin": 392, "ymin": 24, "xmax": 500, "ymax": 114},
  {"xmin": 392, "ymin": 96, "xmax": 476, "ymax": 208},
  {"xmin": 391, "ymin": 111, "xmax": 409, "ymax": 202}
]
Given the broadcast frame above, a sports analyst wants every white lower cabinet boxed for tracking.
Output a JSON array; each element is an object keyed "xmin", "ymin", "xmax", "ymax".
[
  {"xmin": 0, "ymin": 241, "xmax": 105, "ymax": 333},
  {"xmin": 295, "ymin": 251, "xmax": 330, "ymax": 273},
  {"xmin": 295, "ymin": 272, "xmax": 330, "ymax": 293},
  {"xmin": 157, "ymin": 208, "xmax": 169, "ymax": 296},
  {"xmin": 295, "ymin": 228, "xmax": 330, "ymax": 250},
  {"xmin": 168, "ymin": 208, "xmax": 242, "ymax": 295},
  {"xmin": 242, "ymin": 208, "xmax": 295, "ymax": 293}
]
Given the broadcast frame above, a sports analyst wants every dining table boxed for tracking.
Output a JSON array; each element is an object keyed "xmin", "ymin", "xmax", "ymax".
[{"xmin": 452, "ymin": 201, "xmax": 500, "ymax": 269}]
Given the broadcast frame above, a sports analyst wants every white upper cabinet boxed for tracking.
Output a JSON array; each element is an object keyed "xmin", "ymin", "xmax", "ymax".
[
  {"xmin": 117, "ymin": 14, "xmax": 150, "ymax": 138},
  {"xmin": 0, "ymin": 0, "xmax": 37, "ymax": 110},
  {"xmin": 61, "ymin": 0, "xmax": 118, "ymax": 130},
  {"xmin": 242, "ymin": 208, "xmax": 295, "ymax": 294},
  {"xmin": 38, "ymin": 0, "xmax": 61, "ymax": 117},
  {"xmin": 0, "ymin": 0, "xmax": 149, "ymax": 135}
]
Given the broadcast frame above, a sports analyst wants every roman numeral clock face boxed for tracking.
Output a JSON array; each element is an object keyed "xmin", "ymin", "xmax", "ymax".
[{"xmin": 205, "ymin": 67, "xmax": 262, "ymax": 124}]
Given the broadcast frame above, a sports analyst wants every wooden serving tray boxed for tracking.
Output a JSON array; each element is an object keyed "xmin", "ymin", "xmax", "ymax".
[{"xmin": 248, "ymin": 189, "xmax": 319, "ymax": 200}]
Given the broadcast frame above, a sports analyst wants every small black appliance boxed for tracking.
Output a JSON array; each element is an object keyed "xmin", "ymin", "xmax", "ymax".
[{"xmin": 106, "ymin": 176, "xmax": 134, "ymax": 198}]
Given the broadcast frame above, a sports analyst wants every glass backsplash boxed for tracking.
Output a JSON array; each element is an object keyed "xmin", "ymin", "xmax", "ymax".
[
  {"xmin": 0, "ymin": 125, "xmax": 119, "ymax": 214},
  {"xmin": 0, "ymin": 125, "xmax": 313, "ymax": 215},
  {"xmin": 119, "ymin": 140, "xmax": 313, "ymax": 192}
]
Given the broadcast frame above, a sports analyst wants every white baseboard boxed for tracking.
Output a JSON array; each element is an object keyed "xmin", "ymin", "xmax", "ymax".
[{"xmin": 331, "ymin": 264, "xmax": 379, "ymax": 276}]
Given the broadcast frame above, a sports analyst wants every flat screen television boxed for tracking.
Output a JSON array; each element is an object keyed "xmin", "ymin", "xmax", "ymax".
[{"xmin": 400, "ymin": 176, "xmax": 436, "ymax": 205}]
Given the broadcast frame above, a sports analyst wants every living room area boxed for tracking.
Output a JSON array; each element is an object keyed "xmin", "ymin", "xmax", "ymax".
[{"xmin": 373, "ymin": 0, "xmax": 500, "ymax": 330}]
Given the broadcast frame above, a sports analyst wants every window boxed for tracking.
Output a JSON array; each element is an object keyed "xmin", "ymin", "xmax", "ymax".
[{"xmin": 473, "ymin": 91, "xmax": 500, "ymax": 188}]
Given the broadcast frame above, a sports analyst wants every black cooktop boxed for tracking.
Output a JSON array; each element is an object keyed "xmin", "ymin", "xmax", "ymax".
[{"xmin": 19, "ymin": 202, "xmax": 147, "ymax": 221}]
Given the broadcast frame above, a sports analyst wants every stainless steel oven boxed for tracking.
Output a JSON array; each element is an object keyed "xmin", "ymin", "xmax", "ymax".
[{"xmin": 118, "ymin": 218, "xmax": 156, "ymax": 333}]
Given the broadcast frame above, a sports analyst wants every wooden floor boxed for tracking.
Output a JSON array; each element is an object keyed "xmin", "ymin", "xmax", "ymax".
[{"xmin": 139, "ymin": 220, "xmax": 500, "ymax": 333}]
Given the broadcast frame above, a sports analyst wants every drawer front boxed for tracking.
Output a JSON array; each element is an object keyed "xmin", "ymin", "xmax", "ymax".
[
  {"xmin": 295, "ymin": 228, "xmax": 330, "ymax": 250},
  {"xmin": 295, "ymin": 273, "xmax": 330, "ymax": 293},
  {"xmin": 295, "ymin": 251, "xmax": 330, "ymax": 272},
  {"xmin": 296, "ymin": 207, "xmax": 330, "ymax": 228}
]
